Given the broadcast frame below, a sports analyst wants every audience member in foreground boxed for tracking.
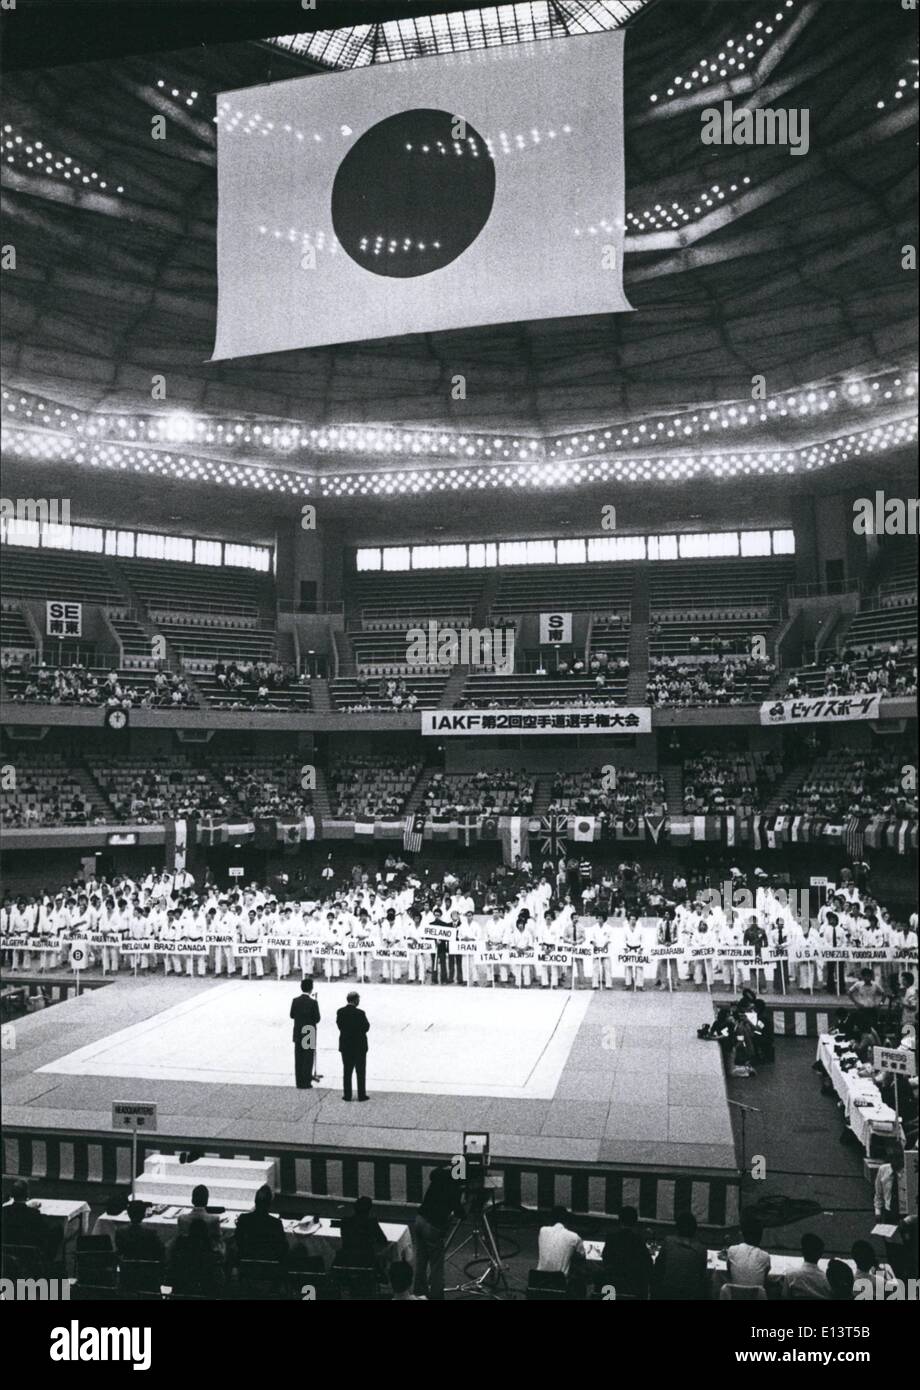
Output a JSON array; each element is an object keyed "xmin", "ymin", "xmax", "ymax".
[
  {"xmin": 537, "ymin": 1206, "xmax": 588, "ymax": 1298},
  {"xmin": 600, "ymin": 1206, "xmax": 653, "ymax": 1299},
  {"xmin": 412, "ymin": 1166, "xmax": 464, "ymax": 1301},
  {"xmin": 782, "ymin": 1234, "xmax": 832, "ymax": 1300},
  {"xmin": 825, "ymin": 1258, "xmax": 855, "ymax": 1301},
  {"xmin": 176, "ymin": 1184, "xmax": 225, "ymax": 1253},
  {"xmin": 390, "ymin": 1261, "xmax": 426, "ymax": 1301},
  {"xmin": 653, "ymin": 1212, "xmax": 710, "ymax": 1300},
  {"xmin": 114, "ymin": 1201, "xmax": 165, "ymax": 1265},
  {"xmin": 234, "ymin": 1184, "xmax": 288, "ymax": 1265},
  {"xmin": 726, "ymin": 1213, "xmax": 771, "ymax": 1289},
  {"xmin": 167, "ymin": 1219, "xmax": 225, "ymax": 1296}
]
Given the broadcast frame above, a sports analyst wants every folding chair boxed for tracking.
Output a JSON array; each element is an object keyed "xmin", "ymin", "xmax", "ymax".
[
  {"xmin": 719, "ymin": 1283, "xmax": 767, "ymax": 1301},
  {"xmin": 526, "ymin": 1269, "xmax": 569, "ymax": 1301},
  {"xmin": 239, "ymin": 1257, "xmax": 287, "ymax": 1299},
  {"xmin": 119, "ymin": 1258, "xmax": 165, "ymax": 1297}
]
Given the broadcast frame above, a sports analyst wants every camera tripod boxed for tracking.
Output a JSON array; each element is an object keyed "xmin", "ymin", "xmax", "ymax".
[{"xmin": 443, "ymin": 1189, "xmax": 509, "ymax": 1298}]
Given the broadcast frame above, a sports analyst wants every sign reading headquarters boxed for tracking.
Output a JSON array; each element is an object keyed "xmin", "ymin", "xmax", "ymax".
[{"xmin": 212, "ymin": 30, "xmax": 631, "ymax": 357}]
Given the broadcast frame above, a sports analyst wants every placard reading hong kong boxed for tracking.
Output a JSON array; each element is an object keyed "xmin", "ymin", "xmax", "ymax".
[{"xmin": 422, "ymin": 707, "xmax": 652, "ymax": 736}]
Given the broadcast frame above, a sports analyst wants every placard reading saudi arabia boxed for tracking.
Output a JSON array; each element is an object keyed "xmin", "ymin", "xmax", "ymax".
[
  {"xmin": 423, "ymin": 707, "xmax": 651, "ymax": 736},
  {"xmin": 213, "ymin": 31, "xmax": 631, "ymax": 357}
]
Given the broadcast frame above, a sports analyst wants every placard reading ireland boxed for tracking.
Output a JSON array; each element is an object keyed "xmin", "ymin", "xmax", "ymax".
[
  {"xmin": 422, "ymin": 707, "xmax": 652, "ymax": 736},
  {"xmin": 759, "ymin": 695, "xmax": 882, "ymax": 727}
]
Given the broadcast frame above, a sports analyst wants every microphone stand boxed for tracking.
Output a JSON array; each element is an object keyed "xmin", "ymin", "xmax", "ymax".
[{"xmin": 727, "ymin": 1099, "xmax": 762, "ymax": 1188}]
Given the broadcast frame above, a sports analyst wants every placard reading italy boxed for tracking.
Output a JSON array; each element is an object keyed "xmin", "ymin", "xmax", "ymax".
[{"xmin": 422, "ymin": 707, "xmax": 652, "ymax": 736}]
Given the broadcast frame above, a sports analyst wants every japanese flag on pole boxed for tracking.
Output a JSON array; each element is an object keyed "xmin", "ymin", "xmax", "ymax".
[{"xmin": 213, "ymin": 30, "xmax": 631, "ymax": 357}]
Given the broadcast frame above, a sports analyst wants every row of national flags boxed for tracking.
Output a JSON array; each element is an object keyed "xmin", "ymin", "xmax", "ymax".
[{"xmin": 193, "ymin": 811, "xmax": 917, "ymax": 858}]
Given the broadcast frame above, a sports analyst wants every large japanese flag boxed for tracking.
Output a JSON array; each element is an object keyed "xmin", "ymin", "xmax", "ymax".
[{"xmin": 212, "ymin": 30, "xmax": 631, "ymax": 358}]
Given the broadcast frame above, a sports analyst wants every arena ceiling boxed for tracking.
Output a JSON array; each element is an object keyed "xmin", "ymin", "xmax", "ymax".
[{"xmin": 1, "ymin": 0, "xmax": 917, "ymax": 533}]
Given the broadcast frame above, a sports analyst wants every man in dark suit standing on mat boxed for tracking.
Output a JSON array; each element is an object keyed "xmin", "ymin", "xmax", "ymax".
[
  {"xmin": 337, "ymin": 990, "xmax": 370, "ymax": 1101},
  {"xmin": 290, "ymin": 977, "xmax": 320, "ymax": 1089}
]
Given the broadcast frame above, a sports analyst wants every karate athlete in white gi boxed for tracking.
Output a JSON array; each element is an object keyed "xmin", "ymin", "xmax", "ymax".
[
  {"xmin": 509, "ymin": 911, "xmax": 535, "ymax": 988},
  {"xmin": 589, "ymin": 915, "xmax": 614, "ymax": 990},
  {"xmin": 239, "ymin": 909, "xmax": 266, "ymax": 979},
  {"xmin": 622, "ymin": 916, "xmax": 646, "ymax": 991},
  {"xmin": 537, "ymin": 909, "xmax": 564, "ymax": 989}
]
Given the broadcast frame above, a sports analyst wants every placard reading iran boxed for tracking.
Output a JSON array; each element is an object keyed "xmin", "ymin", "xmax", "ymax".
[{"xmin": 423, "ymin": 707, "xmax": 651, "ymax": 737}]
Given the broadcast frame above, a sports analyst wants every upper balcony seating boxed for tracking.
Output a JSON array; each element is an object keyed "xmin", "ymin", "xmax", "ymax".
[
  {"xmin": 1, "ymin": 546, "xmax": 123, "ymax": 606},
  {"xmin": 784, "ymin": 640, "xmax": 917, "ymax": 700},
  {"xmin": 589, "ymin": 616, "xmax": 631, "ymax": 662},
  {"xmin": 331, "ymin": 674, "xmax": 446, "ymax": 711},
  {"xmin": 649, "ymin": 556, "xmax": 796, "ymax": 611},
  {"xmin": 461, "ymin": 670, "xmax": 628, "ymax": 708},
  {"xmin": 350, "ymin": 570, "xmax": 484, "ymax": 627},
  {"xmin": 150, "ymin": 622, "xmax": 278, "ymax": 667},
  {"xmin": 194, "ymin": 660, "xmax": 313, "ymax": 712},
  {"xmin": 842, "ymin": 603, "xmax": 918, "ymax": 652},
  {"xmin": 119, "ymin": 558, "xmax": 264, "ymax": 617},
  {"xmin": 491, "ymin": 563, "xmax": 633, "ymax": 615},
  {"xmin": 0, "ymin": 659, "xmax": 198, "ymax": 708},
  {"xmin": 106, "ymin": 612, "xmax": 157, "ymax": 664},
  {"xmin": 0, "ymin": 603, "xmax": 35, "ymax": 655}
]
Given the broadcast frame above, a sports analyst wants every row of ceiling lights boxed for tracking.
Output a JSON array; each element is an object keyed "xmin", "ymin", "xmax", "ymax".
[{"xmin": 6, "ymin": 415, "xmax": 915, "ymax": 499}]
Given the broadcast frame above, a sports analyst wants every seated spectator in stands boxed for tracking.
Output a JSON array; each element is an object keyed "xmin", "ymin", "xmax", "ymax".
[
  {"xmin": 176, "ymin": 1184, "xmax": 224, "ymax": 1252},
  {"xmin": 114, "ymin": 1201, "xmax": 165, "ymax": 1264},
  {"xmin": 234, "ymin": 1184, "xmax": 288, "ymax": 1265},
  {"xmin": 600, "ymin": 1206, "xmax": 653, "ymax": 1300},
  {"xmin": 390, "ymin": 1261, "xmax": 426, "ymax": 1300},
  {"xmin": 826, "ymin": 1259, "xmax": 855, "ymax": 1301},
  {"xmin": 339, "ymin": 1196, "xmax": 388, "ymax": 1271},
  {"xmin": 167, "ymin": 1219, "xmax": 225, "ymax": 1296},
  {"xmin": 726, "ymin": 1214, "xmax": 771, "ymax": 1288},
  {"xmin": 2, "ymin": 1179, "xmax": 48, "ymax": 1255},
  {"xmin": 653, "ymin": 1212, "xmax": 709, "ymax": 1300},
  {"xmin": 537, "ymin": 1207, "xmax": 586, "ymax": 1288},
  {"xmin": 782, "ymin": 1234, "xmax": 831, "ymax": 1299}
]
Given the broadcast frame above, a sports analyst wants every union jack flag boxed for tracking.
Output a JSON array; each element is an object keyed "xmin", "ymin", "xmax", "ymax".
[{"xmin": 539, "ymin": 814, "xmax": 568, "ymax": 862}]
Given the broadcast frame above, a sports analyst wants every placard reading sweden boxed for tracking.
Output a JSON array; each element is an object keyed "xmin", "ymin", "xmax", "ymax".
[{"xmin": 422, "ymin": 707, "xmax": 652, "ymax": 736}]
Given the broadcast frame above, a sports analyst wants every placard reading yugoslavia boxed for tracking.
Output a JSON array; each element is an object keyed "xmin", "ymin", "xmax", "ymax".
[{"xmin": 422, "ymin": 707, "xmax": 652, "ymax": 736}]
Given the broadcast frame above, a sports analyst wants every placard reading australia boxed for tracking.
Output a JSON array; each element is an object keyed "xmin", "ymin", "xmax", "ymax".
[{"xmin": 422, "ymin": 707, "xmax": 652, "ymax": 737}]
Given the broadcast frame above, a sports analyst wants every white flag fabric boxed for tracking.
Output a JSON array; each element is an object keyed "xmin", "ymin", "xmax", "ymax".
[{"xmin": 213, "ymin": 31, "xmax": 631, "ymax": 357}]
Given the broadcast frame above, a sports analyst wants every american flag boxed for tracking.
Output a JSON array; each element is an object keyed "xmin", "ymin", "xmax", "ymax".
[{"xmin": 403, "ymin": 813, "xmax": 425, "ymax": 854}]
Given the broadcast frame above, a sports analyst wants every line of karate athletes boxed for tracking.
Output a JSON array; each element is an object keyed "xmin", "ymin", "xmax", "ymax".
[{"xmin": 2, "ymin": 869, "xmax": 914, "ymax": 992}]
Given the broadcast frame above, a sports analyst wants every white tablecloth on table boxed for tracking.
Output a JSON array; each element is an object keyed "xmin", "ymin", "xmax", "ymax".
[
  {"xmin": 94, "ymin": 1207, "xmax": 411, "ymax": 1265},
  {"xmin": 816, "ymin": 1034, "xmax": 899, "ymax": 1149},
  {"xmin": 2, "ymin": 1197, "xmax": 90, "ymax": 1236}
]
